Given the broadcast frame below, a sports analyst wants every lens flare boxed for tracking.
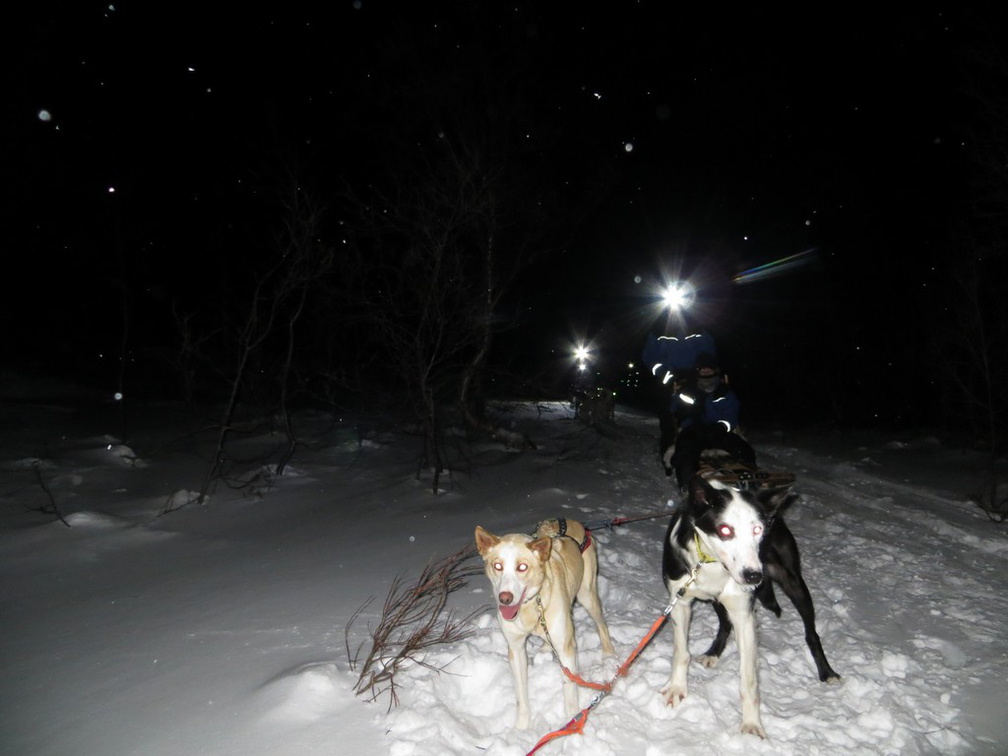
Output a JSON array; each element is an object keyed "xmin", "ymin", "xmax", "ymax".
[{"xmin": 733, "ymin": 248, "xmax": 817, "ymax": 285}]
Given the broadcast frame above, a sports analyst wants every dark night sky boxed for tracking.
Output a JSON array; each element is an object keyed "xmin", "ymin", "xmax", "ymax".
[{"xmin": 3, "ymin": 2, "xmax": 995, "ymax": 426}]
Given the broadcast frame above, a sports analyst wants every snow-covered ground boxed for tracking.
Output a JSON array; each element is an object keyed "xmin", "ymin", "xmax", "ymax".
[{"xmin": 2, "ymin": 380, "xmax": 1006, "ymax": 755}]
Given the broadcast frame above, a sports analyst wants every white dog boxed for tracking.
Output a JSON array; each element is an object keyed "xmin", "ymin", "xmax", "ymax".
[{"xmin": 475, "ymin": 518, "xmax": 615, "ymax": 729}]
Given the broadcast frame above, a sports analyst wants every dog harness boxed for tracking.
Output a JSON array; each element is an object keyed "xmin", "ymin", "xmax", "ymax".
[{"xmin": 538, "ymin": 517, "xmax": 592, "ymax": 553}]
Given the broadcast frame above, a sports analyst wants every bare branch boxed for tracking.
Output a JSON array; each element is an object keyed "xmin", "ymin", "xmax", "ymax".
[
  {"xmin": 346, "ymin": 545, "xmax": 482, "ymax": 710},
  {"xmin": 29, "ymin": 461, "xmax": 70, "ymax": 527}
]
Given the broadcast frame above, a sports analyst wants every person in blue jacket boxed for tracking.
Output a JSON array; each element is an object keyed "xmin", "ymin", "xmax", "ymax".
[
  {"xmin": 642, "ymin": 330, "xmax": 718, "ymax": 475},
  {"xmin": 669, "ymin": 352, "xmax": 756, "ymax": 491}
]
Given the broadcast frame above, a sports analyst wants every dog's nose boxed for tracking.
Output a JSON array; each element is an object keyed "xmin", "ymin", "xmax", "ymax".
[
  {"xmin": 499, "ymin": 591, "xmax": 514, "ymax": 605},
  {"xmin": 742, "ymin": 569, "xmax": 763, "ymax": 586}
]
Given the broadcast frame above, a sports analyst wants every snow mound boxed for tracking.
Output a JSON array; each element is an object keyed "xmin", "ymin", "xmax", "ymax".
[
  {"xmin": 8, "ymin": 457, "xmax": 57, "ymax": 471},
  {"xmin": 66, "ymin": 436, "xmax": 148, "ymax": 467},
  {"xmin": 164, "ymin": 489, "xmax": 205, "ymax": 510},
  {"xmin": 257, "ymin": 662, "xmax": 346, "ymax": 723},
  {"xmin": 335, "ymin": 437, "xmax": 379, "ymax": 452},
  {"xmin": 104, "ymin": 443, "xmax": 148, "ymax": 467},
  {"xmin": 62, "ymin": 511, "xmax": 127, "ymax": 529}
]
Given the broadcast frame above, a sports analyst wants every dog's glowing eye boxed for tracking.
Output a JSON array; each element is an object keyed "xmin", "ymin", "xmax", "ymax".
[
  {"xmin": 493, "ymin": 561, "xmax": 503, "ymax": 572},
  {"xmin": 517, "ymin": 563, "xmax": 529, "ymax": 573},
  {"xmin": 753, "ymin": 525, "xmax": 763, "ymax": 537},
  {"xmin": 717, "ymin": 524, "xmax": 735, "ymax": 539}
]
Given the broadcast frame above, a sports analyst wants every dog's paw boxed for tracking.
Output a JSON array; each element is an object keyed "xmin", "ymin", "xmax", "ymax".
[
  {"xmin": 659, "ymin": 683, "xmax": 687, "ymax": 707},
  {"xmin": 740, "ymin": 721, "xmax": 767, "ymax": 739},
  {"xmin": 694, "ymin": 653, "xmax": 719, "ymax": 668}
]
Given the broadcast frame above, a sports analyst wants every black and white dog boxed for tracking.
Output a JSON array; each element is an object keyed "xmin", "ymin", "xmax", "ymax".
[{"xmin": 660, "ymin": 476, "xmax": 839, "ymax": 738}]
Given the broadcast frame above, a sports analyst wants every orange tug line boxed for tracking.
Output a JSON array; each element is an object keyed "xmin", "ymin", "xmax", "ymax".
[{"xmin": 525, "ymin": 609, "xmax": 671, "ymax": 755}]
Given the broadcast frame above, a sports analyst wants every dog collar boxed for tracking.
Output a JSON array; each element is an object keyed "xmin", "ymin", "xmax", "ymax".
[{"xmin": 694, "ymin": 531, "xmax": 717, "ymax": 564}]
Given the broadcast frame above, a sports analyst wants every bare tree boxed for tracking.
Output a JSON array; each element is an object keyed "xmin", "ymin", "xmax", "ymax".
[
  {"xmin": 934, "ymin": 242, "xmax": 1006, "ymax": 430},
  {"xmin": 190, "ymin": 178, "xmax": 331, "ymax": 505},
  {"xmin": 932, "ymin": 22, "xmax": 1008, "ymax": 517},
  {"xmin": 168, "ymin": 302, "xmax": 219, "ymax": 403},
  {"xmin": 272, "ymin": 182, "xmax": 333, "ymax": 475},
  {"xmin": 953, "ymin": 19, "xmax": 1008, "ymax": 442},
  {"xmin": 342, "ymin": 133, "xmax": 537, "ymax": 492}
]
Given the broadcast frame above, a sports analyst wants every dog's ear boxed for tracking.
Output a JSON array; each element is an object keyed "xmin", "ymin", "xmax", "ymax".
[
  {"xmin": 690, "ymin": 476, "xmax": 715, "ymax": 507},
  {"xmin": 758, "ymin": 486, "xmax": 799, "ymax": 516},
  {"xmin": 528, "ymin": 536, "xmax": 553, "ymax": 564},
  {"xmin": 474, "ymin": 526, "xmax": 500, "ymax": 556}
]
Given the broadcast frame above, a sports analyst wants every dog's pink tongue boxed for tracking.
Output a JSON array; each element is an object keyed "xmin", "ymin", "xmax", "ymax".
[{"xmin": 498, "ymin": 589, "xmax": 525, "ymax": 621}]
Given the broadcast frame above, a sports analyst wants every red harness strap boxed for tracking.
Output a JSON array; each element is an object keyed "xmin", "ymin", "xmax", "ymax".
[
  {"xmin": 525, "ymin": 707, "xmax": 591, "ymax": 755},
  {"xmin": 525, "ymin": 611, "xmax": 670, "ymax": 755}
]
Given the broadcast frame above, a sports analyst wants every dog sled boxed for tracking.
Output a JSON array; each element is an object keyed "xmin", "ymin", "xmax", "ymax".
[{"xmin": 696, "ymin": 451, "xmax": 795, "ymax": 491}]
